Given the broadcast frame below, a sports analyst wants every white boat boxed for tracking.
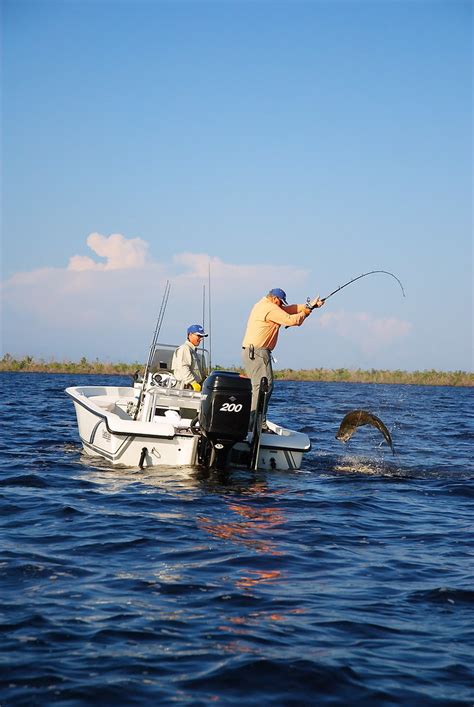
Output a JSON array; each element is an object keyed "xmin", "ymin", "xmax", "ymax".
[{"xmin": 66, "ymin": 342, "xmax": 311, "ymax": 471}]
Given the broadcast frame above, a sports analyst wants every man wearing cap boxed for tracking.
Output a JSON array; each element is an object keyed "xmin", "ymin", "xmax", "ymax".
[
  {"xmin": 171, "ymin": 324, "xmax": 208, "ymax": 391},
  {"xmin": 241, "ymin": 289, "xmax": 324, "ymax": 429}
]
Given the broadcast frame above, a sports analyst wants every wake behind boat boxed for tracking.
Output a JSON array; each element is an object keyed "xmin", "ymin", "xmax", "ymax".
[{"xmin": 66, "ymin": 343, "xmax": 311, "ymax": 471}]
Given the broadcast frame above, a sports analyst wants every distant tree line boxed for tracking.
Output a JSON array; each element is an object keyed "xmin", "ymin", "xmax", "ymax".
[
  {"xmin": 0, "ymin": 354, "xmax": 139, "ymax": 375},
  {"xmin": 1, "ymin": 354, "xmax": 472, "ymax": 387}
]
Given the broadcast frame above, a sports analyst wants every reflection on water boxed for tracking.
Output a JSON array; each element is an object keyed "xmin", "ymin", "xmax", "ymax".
[
  {"xmin": 197, "ymin": 514, "xmax": 280, "ymax": 556},
  {"xmin": 74, "ymin": 451, "xmax": 202, "ymax": 492},
  {"xmin": 197, "ymin": 496, "xmax": 284, "ymax": 555},
  {"xmin": 235, "ymin": 569, "xmax": 282, "ymax": 590}
]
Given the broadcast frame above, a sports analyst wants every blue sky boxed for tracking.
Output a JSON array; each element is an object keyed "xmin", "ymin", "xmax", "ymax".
[{"xmin": 1, "ymin": 0, "xmax": 472, "ymax": 372}]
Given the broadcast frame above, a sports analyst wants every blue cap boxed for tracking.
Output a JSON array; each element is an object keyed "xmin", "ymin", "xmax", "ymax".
[
  {"xmin": 187, "ymin": 324, "xmax": 208, "ymax": 337},
  {"xmin": 268, "ymin": 288, "xmax": 288, "ymax": 306}
]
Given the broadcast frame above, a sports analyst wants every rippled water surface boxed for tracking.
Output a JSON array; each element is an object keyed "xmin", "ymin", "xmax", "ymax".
[{"xmin": 1, "ymin": 373, "xmax": 473, "ymax": 705}]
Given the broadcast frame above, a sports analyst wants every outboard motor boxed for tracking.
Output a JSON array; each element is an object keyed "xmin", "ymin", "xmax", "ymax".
[{"xmin": 198, "ymin": 371, "xmax": 252, "ymax": 470}]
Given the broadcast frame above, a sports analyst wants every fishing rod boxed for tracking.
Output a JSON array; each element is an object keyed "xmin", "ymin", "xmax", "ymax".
[
  {"xmin": 134, "ymin": 279, "xmax": 171, "ymax": 420},
  {"xmin": 319, "ymin": 270, "xmax": 405, "ymax": 305},
  {"xmin": 286, "ymin": 269, "xmax": 404, "ymax": 328}
]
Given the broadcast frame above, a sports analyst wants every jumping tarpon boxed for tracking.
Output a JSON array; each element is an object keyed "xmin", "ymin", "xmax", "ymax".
[{"xmin": 336, "ymin": 409, "xmax": 394, "ymax": 454}]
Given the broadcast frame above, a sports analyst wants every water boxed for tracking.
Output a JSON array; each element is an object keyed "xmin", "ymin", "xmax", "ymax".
[{"xmin": 1, "ymin": 372, "xmax": 473, "ymax": 706}]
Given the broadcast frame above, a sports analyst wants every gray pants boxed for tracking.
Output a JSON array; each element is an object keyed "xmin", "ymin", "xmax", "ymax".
[{"xmin": 241, "ymin": 347, "xmax": 274, "ymax": 425}]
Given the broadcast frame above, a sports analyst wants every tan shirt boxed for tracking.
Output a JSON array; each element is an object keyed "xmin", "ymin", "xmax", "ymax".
[
  {"xmin": 241, "ymin": 297, "xmax": 308, "ymax": 350},
  {"xmin": 171, "ymin": 340, "xmax": 205, "ymax": 388}
]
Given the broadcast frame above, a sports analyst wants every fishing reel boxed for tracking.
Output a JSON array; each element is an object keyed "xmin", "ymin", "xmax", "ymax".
[{"xmin": 306, "ymin": 296, "xmax": 321, "ymax": 311}]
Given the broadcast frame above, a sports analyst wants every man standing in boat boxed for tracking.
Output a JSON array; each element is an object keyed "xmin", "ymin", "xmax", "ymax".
[
  {"xmin": 171, "ymin": 324, "xmax": 208, "ymax": 391},
  {"xmin": 241, "ymin": 288, "xmax": 324, "ymax": 429}
]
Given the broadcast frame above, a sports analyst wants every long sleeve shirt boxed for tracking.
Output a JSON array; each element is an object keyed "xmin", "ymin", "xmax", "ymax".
[
  {"xmin": 241, "ymin": 297, "xmax": 308, "ymax": 351},
  {"xmin": 171, "ymin": 340, "xmax": 206, "ymax": 388}
]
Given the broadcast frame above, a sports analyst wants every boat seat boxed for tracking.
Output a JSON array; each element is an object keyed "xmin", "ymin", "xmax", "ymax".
[
  {"xmin": 91, "ymin": 396, "xmax": 132, "ymax": 419},
  {"xmin": 113, "ymin": 405, "xmax": 132, "ymax": 420},
  {"xmin": 91, "ymin": 396, "xmax": 116, "ymax": 411}
]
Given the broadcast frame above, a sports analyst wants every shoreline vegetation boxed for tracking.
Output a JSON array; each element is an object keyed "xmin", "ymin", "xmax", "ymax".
[{"xmin": 1, "ymin": 354, "xmax": 472, "ymax": 387}]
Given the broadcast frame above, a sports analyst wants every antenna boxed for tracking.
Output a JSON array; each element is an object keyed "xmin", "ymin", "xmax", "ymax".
[
  {"xmin": 208, "ymin": 260, "xmax": 212, "ymax": 370},
  {"xmin": 201, "ymin": 283, "xmax": 206, "ymax": 372},
  {"xmin": 202, "ymin": 284, "xmax": 206, "ymax": 332}
]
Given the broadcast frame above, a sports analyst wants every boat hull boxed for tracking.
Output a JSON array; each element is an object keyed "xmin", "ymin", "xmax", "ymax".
[
  {"xmin": 66, "ymin": 385, "xmax": 310, "ymax": 471},
  {"xmin": 79, "ymin": 425, "xmax": 199, "ymax": 468}
]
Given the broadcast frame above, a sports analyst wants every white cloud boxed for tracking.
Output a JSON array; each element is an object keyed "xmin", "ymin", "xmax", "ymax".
[
  {"xmin": 1, "ymin": 233, "xmax": 309, "ymax": 362},
  {"xmin": 2, "ymin": 234, "xmax": 467, "ymax": 371},
  {"xmin": 68, "ymin": 232, "xmax": 149, "ymax": 271},
  {"xmin": 318, "ymin": 310, "xmax": 412, "ymax": 354}
]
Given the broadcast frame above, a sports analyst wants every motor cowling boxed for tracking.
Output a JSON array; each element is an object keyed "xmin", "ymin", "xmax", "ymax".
[{"xmin": 198, "ymin": 372, "xmax": 251, "ymax": 469}]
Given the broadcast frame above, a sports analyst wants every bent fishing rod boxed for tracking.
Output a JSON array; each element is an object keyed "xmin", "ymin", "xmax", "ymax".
[
  {"xmin": 285, "ymin": 270, "xmax": 405, "ymax": 328},
  {"xmin": 319, "ymin": 270, "xmax": 405, "ymax": 305}
]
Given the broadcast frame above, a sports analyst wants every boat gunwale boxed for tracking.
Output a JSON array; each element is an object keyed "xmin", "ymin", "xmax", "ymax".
[{"xmin": 66, "ymin": 388, "xmax": 181, "ymax": 440}]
